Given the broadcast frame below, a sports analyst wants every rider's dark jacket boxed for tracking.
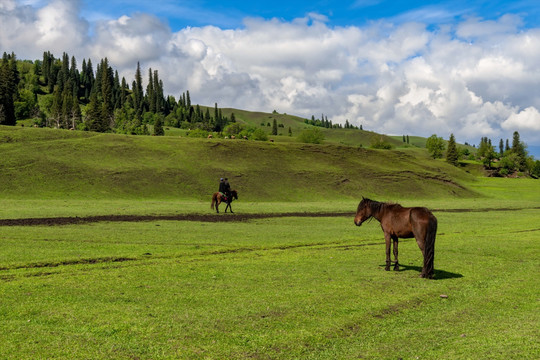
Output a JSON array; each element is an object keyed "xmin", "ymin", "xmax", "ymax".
[{"xmin": 219, "ymin": 182, "xmax": 227, "ymax": 194}]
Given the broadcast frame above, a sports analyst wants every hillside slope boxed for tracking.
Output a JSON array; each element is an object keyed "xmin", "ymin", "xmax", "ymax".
[
  {"xmin": 218, "ymin": 108, "xmax": 405, "ymax": 147},
  {"xmin": 0, "ymin": 126, "xmax": 477, "ymax": 201}
]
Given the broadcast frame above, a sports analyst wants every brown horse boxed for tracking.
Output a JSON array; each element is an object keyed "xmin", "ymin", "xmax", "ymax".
[
  {"xmin": 354, "ymin": 197, "xmax": 437, "ymax": 279},
  {"xmin": 211, "ymin": 190, "xmax": 238, "ymax": 213}
]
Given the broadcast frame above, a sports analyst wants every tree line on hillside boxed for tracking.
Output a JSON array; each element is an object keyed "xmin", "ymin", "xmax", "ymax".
[
  {"xmin": 0, "ymin": 51, "xmax": 234, "ymax": 136},
  {"xmin": 1, "ymin": 51, "xmax": 360, "ymax": 140},
  {"xmin": 304, "ymin": 114, "xmax": 362, "ymax": 130},
  {"xmin": 426, "ymin": 132, "xmax": 540, "ymax": 177}
]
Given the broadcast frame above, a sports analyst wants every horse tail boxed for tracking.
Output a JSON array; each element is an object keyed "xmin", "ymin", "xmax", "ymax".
[
  {"xmin": 211, "ymin": 193, "xmax": 216, "ymax": 210},
  {"xmin": 423, "ymin": 213, "xmax": 437, "ymax": 279}
]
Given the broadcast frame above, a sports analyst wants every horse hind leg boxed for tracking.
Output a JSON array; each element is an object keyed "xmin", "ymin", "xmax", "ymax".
[
  {"xmin": 392, "ymin": 236, "xmax": 399, "ymax": 271},
  {"xmin": 384, "ymin": 233, "xmax": 392, "ymax": 271},
  {"xmin": 414, "ymin": 230, "xmax": 430, "ymax": 278}
]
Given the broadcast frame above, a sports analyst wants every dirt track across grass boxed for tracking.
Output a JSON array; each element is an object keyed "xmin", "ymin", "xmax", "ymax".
[
  {"xmin": 0, "ymin": 207, "xmax": 538, "ymax": 227},
  {"xmin": 0, "ymin": 212, "xmax": 354, "ymax": 227}
]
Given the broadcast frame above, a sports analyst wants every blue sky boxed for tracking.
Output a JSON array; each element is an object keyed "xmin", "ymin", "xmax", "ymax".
[
  {"xmin": 80, "ymin": 0, "xmax": 540, "ymax": 30},
  {"xmin": 3, "ymin": 0, "xmax": 540, "ymax": 156}
]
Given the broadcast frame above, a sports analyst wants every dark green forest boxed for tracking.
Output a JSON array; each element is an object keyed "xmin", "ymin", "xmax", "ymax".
[
  {"xmin": 1, "ymin": 51, "xmax": 351, "ymax": 138},
  {"xmin": 0, "ymin": 51, "xmax": 232, "ymax": 135}
]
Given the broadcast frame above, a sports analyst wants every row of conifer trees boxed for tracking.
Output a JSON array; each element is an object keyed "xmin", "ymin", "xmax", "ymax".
[{"xmin": 0, "ymin": 51, "xmax": 232, "ymax": 135}]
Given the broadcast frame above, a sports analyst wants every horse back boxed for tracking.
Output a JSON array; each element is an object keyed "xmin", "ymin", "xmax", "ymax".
[
  {"xmin": 379, "ymin": 205, "xmax": 415, "ymax": 237},
  {"xmin": 410, "ymin": 207, "xmax": 437, "ymax": 225},
  {"xmin": 380, "ymin": 205, "xmax": 435, "ymax": 238}
]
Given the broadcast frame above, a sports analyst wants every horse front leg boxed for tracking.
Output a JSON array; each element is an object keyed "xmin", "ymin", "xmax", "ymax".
[
  {"xmin": 392, "ymin": 235, "xmax": 399, "ymax": 271},
  {"xmin": 384, "ymin": 233, "xmax": 391, "ymax": 271}
]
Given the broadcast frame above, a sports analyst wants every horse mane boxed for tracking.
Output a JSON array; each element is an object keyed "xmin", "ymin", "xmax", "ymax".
[{"xmin": 360, "ymin": 198, "xmax": 401, "ymax": 214}]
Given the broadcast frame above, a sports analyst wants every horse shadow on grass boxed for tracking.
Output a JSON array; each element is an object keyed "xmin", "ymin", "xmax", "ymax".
[{"xmin": 381, "ymin": 264, "xmax": 463, "ymax": 280}]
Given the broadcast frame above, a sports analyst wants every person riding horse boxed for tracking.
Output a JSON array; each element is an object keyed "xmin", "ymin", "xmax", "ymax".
[{"xmin": 218, "ymin": 178, "xmax": 232, "ymax": 202}]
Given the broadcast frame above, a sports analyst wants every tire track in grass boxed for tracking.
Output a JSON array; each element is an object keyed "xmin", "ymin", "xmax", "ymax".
[{"xmin": 0, "ymin": 239, "xmax": 386, "ymax": 273}]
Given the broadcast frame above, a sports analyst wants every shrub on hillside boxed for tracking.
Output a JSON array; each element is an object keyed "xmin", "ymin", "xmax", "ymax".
[
  {"xmin": 224, "ymin": 123, "xmax": 244, "ymax": 137},
  {"xmin": 426, "ymin": 134, "xmax": 445, "ymax": 159},
  {"xmin": 298, "ymin": 128, "xmax": 325, "ymax": 144},
  {"xmin": 187, "ymin": 128, "xmax": 209, "ymax": 138},
  {"xmin": 370, "ymin": 138, "xmax": 393, "ymax": 150},
  {"xmin": 251, "ymin": 128, "xmax": 268, "ymax": 141}
]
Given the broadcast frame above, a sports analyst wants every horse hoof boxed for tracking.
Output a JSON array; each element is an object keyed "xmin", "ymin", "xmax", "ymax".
[{"xmin": 393, "ymin": 266, "xmax": 400, "ymax": 271}]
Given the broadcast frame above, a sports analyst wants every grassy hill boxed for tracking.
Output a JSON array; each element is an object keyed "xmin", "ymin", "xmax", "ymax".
[
  {"xmin": 1, "ymin": 125, "xmax": 477, "ymax": 201},
  {"xmin": 217, "ymin": 108, "xmax": 405, "ymax": 147}
]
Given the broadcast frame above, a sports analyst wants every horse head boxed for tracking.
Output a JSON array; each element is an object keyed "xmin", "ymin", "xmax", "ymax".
[
  {"xmin": 354, "ymin": 197, "xmax": 373, "ymax": 226},
  {"xmin": 230, "ymin": 190, "xmax": 238, "ymax": 200}
]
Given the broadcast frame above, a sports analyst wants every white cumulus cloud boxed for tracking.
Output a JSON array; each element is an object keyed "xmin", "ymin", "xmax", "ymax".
[{"xmin": 502, "ymin": 107, "xmax": 540, "ymax": 131}]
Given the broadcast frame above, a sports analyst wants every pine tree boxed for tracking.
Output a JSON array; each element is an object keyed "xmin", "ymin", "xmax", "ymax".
[
  {"xmin": 204, "ymin": 107, "xmax": 211, "ymax": 124},
  {"xmin": 70, "ymin": 56, "xmax": 79, "ymax": 88},
  {"xmin": 99, "ymin": 58, "xmax": 114, "ymax": 130},
  {"xmin": 272, "ymin": 119, "xmax": 278, "ymax": 135},
  {"xmin": 478, "ymin": 137, "xmax": 496, "ymax": 168},
  {"xmin": 155, "ymin": 71, "xmax": 163, "ymax": 113},
  {"xmin": 85, "ymin": 90, "xmax": 102, "ymax": 132},
  {"xmin": 186, "ymin": 90, "xmax": 191, "ymax": 108},
  {"xmin": 446, "ymin": 133, "xmax": 459, "ymax": 166},
  {"xmin": 146, "ymin": 68, "xmax": 155, "ymax": 113},
  {"xmin": 0, "ymin": 53, "xmax": 18, "ymax": 125},
  {"xmin": 60, "ymin": 52, "xmax": 70, "ymax": 89},
  {"xmin": 61, "ymin": 86, "xmax": 73, "ymax": 128},
  {"xmin": 42, "ymin": 51, "xmax": 51, "ymax": 85},
  {"xmin": 153, "ymin": 115, "xmax": 164, "ymax": 136},
  {"xmin": 132, "ymin": 62, "xmax": 144, "ymax": 115},
  {"xmin": 120, "ymin": 77, "xmax": 128, "ymax": 108},
  {"xmin": 50, "ymin": 86, "xmax": 62, "ymax": 128},
  {"xmin": 511, "ymin": 131, "xmax": 527, "ymax": 171},
  {"xmin": 81, "ymin": 58, "xmax": 94, "ymax": 102},
  {"xmin": 70, "ymin": 94, "xmax": 81, "ymax": 129},
  {"xmin": 113, "ymin": 70, "xmax": 121, "ymax": 109}
]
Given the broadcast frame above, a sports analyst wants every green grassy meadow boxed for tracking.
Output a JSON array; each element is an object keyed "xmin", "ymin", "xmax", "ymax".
[{"xmin": 1, "ymin": 125, "xmax": 539, "ymax": 359}]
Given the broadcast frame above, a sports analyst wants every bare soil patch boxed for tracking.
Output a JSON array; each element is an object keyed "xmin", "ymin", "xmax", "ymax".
[
  {"xmin": 1, "ymin": 207, "xmax": 537, "ymax": 227},
  {"xmin": 0, "ymin": 212, "xmax": 353, "ymax": 227}
]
